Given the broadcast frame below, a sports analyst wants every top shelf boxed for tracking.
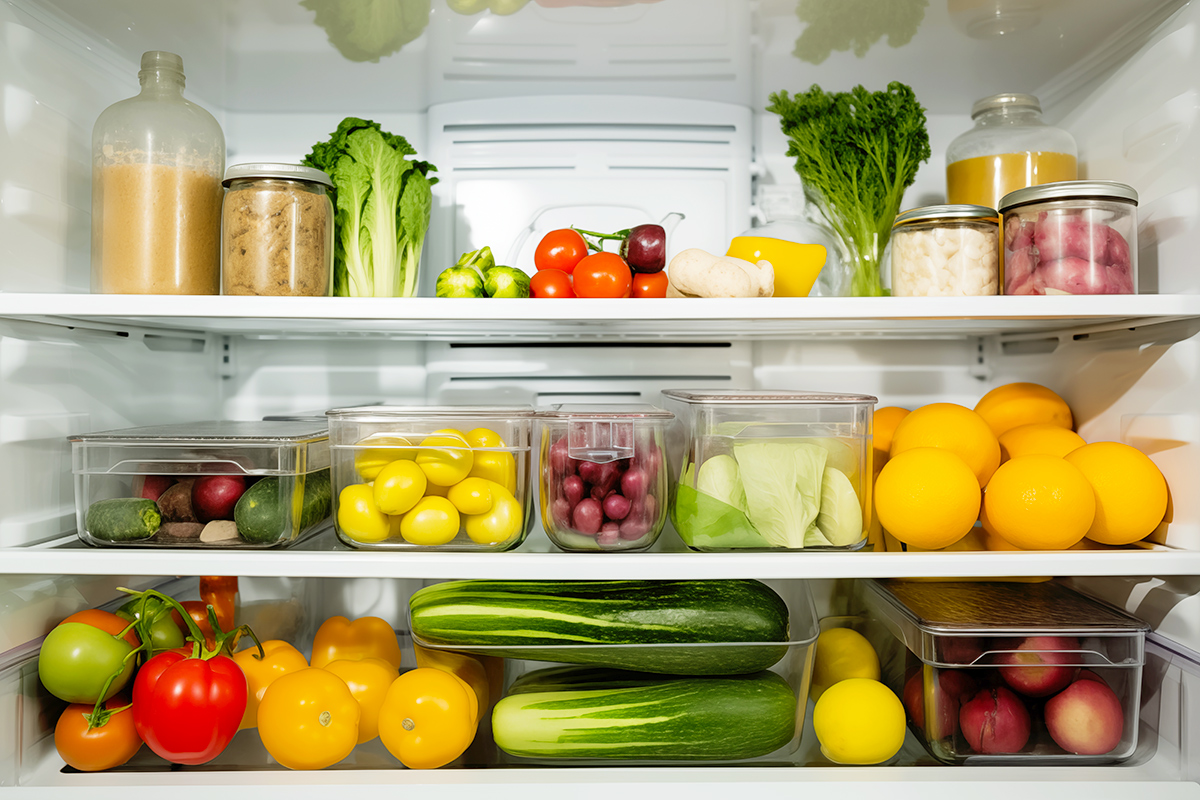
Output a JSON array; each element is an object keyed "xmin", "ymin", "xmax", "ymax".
[{"xmin": 3, "ymin": 294, "xmax": 1199, "ymax": 341}]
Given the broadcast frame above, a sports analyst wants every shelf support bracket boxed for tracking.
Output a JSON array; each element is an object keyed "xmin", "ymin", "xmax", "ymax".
[
  {"xmin": 969, "ymin": 336, "xmax": 991, "ymax": 382},
  {"xmin": 218, "ymin": 335, "xmax": 236, "ymax": 379}
]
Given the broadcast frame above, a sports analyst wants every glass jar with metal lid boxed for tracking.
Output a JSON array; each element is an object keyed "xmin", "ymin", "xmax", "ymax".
[
  {"xmin": 221, "ymin": 163, "xmax": 334, "ymax": 297},
  {"xmin": 890, "ymin": 205, "xmax": 1000, "ymax": 297},
  {"xmin": 999, "ymin": 181, "xmax": 1138, "ymax": 296}
]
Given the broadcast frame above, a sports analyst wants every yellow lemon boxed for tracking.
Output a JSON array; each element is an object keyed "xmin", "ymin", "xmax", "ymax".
[
  {"xmin": 813, "ymin": 678, "xmax": 906, "ymax": 765},
  {"xmin": 447, "ymin": 477, "xmax": 496, "ymax": 516},
  {"xmin": 354, "ymin": 435, "xmax": 414, "ymax": 481},
  {"xmin": 399, "ymin": 496, "xmax": 461, "ymax": 546},
  {"xmin": 890, "ymin": 403, "xmax": 1000, "ymax": 486},
  {"xmin": 415, "ymin": 431, "xmax": 475, "ymax": 487},
  {"xmin": 999, "ymin": 422, "xmax": 1086, "ymax": 462},
  {"xmin": 983, "ymin": 454, "xmax": 1095, "ymax": 550},
  {"xmin": 810, "ymin": 628, "xmax": 880, "ymax": 702},
  {"xmin": 468, "ymin": 451, "xmax": 518, "ymax": 494},
  {"xmin": 373, "ymin": 459, "xmax": 427, "ymax": 516},
  {"xmin": 423, "ymin": 481, "xmax": 450, "ymax": 498},
  {"xmin": 974, "ymin": 382, "xmax": 1073, "ymax": 438},
  {"xmin": 872, "ymin": 406, "xmax": 910, "ymax": 469},
  {"xmin": 337, "ymin": 484, "xmax": 392, "ymax": 543},
  {"xmin": 1064, "ymin": 442, "xmax": 1168, "ymax": 545},
  {"xmin": 875, "ymin": 448, "xmax": 980, "ymax": 549},
  {"xmin": 464, "ymin": 484, "xmax": 524, "ymax": 545},
  {"xmin": 464, "ymin": 428, "xmax": 506, "ymax": 449}
]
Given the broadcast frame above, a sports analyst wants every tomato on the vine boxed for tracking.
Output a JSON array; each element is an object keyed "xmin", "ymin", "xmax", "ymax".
[
  {"xmin": 61, "ymin": 609, "xmax": 140, "ymax": 649},
  {"xmin": 39, "ymin": 622, "xmax": 135, "ymax": 704},
  {"xmin": 55, "ymin": 696, "xmax": 142, "ymax": 772},
  {"xmin": 534, "ymin": 229, "xmax": 588, "ymax": 274},
  {"xmin": 530, "ymin": 268, "xmax": 575, "ymax": 298},
  {"xmin": 573, "ymin": 252, "xmax": 632, "ymax": 298},
  {"xmin": 632, "ymin": 271, "xmax": 669, "ymax": 298},
  {"xmin": 171, "ymin": 601, "xmax": 217, "ymax": 649}
]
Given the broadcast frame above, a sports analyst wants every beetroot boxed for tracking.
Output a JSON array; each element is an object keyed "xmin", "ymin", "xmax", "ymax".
[{"xmin": 191, "ymin": 475, "xmax": 247, "ymax": 522}]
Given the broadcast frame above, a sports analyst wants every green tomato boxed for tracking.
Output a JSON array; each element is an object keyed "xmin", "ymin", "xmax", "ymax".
[
  {"xmin": 38, "ymin": 622, "xmax": 134, "ymax": 704},
  {"xmin": 116, "ymin": 596, "xmax": 185, "ymax": 656},
  {"xmin": 484, "ymin": 266, "xmax": 531, "ymax": 298},
  {"xmin": 436, "ymin": 266, "xmax": 486, "ymax": 298}
]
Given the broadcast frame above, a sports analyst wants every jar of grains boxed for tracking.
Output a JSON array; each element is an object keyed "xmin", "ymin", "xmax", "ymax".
[
  {"xmin": 890, "ymin": 205, "xmax": 1000, "ymax": 297},
  {"xmin": 221, "ymin": 163, "xmax": 334, "ymax": 296}
]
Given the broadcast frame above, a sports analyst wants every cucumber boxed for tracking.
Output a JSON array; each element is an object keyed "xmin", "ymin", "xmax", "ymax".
[
  {"xmin": 492, "ymin": 667, "xmax": 797, "ymax": 760},
  {"xmin": 86, "ymin": 498, "xmax": 160, "ymax": 542},
  {"xmin": 409, "ymin": 579, "xmax": 789, "ymax": 675},
  {"xmin": 234, "ymin": 468, "xmax": 331, "ymax": 544}
]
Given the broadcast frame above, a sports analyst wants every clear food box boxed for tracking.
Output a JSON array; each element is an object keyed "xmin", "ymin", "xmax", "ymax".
[
  {"xmin": 862, "ymin": 579, "xmax": 1149, "ymax": 765},
  {"xmin": 327, "ymin": 405, "xmax": 534, "ymax": 551},
  {"xmin": 536, "ymin": 404, "xmax": 672, "ymax": 552},
  {"xmin": 70, "ymin": 421, "xmax": 332, "ymax": 548},
  {"xmin": 661, "ymin": 390, "xmax": 876, "ymax": 551}
]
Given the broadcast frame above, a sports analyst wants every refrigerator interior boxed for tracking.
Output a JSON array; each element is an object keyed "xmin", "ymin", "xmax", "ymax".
[{"xmin": 2, "ymin": 0, "xmax": 1200, "ymax": 794}]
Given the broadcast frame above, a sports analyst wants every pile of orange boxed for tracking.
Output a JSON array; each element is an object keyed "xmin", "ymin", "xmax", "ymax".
[{"xmin": 871, "ymin": 383, "xmax": 1169, "ymax": 552}]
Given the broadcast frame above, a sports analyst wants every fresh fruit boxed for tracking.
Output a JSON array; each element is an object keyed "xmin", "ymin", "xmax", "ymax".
[
  {"xmin": 85, "ymin": 498, "xmax": 161, "ymax": 542},
  {"xmin": 534, "ymin": 228, "xmax": 589, "ymax": 274},
  {"xmin": 1064, "ymin": 442, "xmax": 1169, "ymax": 545},
  {"xmin": 231, "ymin": 640, "xmax": 309, "ymax": 730},
  {"xmin": 62, "ymin": 609, "xmax": 141, "ymax": 649},
  {"xmin": 337, "ymin": 484, "xmax": 391, "ymax": 543},
  {"xmin": 813, "ymin": 677, "xmax": 906, "ymax": 764},
  {"xmin": 983, "ymin": 455, "xmax": 1095, "ymax": 550},
  {"xmin": 132, "ymin": 650, "xmax": 247, "ymax": 765},
  {"xmin": 1044, "ymin": 677, "xmax": 1125, "ymax": 755},
  {"xmin": 54, "ymin": 697, "xmax": 142, "ymax": 772},
  {"xmin": 354, "ymin": 435, "xmax": 414, "ymax": 481},
  {"xmin": 959, "ymin": 686, "xmax": 1031, "ymax": 754},
  {"xmin": 258, "ymin": 667, "xmax": 360, "ymax": 770},
  {"xmin": 530, "ymin": 267, "xmax": 575, "ymax": 298},
  {"xmin": 996, "ymin": 635, "xmax": 1080, "ymax": 697},
  {"xmin": 135, "ymin": 475, "xmax": 173, "ymax": 502},
  {"xmin": 632, "ymin": 270, "xmax": 669, "ymax": 298},
  {"xmin": 399, "ymin": 496, "xmax": 461, "ymax": 545},
  {"xmin": 415, "ymin": 431, "xmax": 475, "ymax": 486},
  {"xmin": 310, "ymin": 615, "xmax": 404, "ymax": 671},
  {"xmin": 379, "ymin": 667, "xmax": 478, "ymax": 769},
  {"xmin": 872, "ymin": 406, "xmax": 910, "ymax": 467},
  {"xmin": 447, "ymin": 476, "xmax": 495, "ymax": 516},
  {"xmin": 903, "ymin": 668, "xmax": 976, "ymax": 739},
  {"xmin": 39, "ymin": 622, "xmax": 135, "ymax": 704},
  {"xmin": 191, "ymin": 475, "xmax": 247, "ymax": 522},
  {"xmin": 373, "ymin": 459, "xmax": 428, "ymax": 515},
  {"xmin": 999, "ymin": 422, "xmax": 1086, "ymax": 461},
  {"xmin": 874, "ymin": 448, "xmax": 980, "ymax": 549},
  {"xmin": 974, "ymin": 382, "xmax": 1074, "ymax": 438},
  {"xmin": 889, "ymin": 403, "xmax": 1001, "ymax": 486},
  {"xmin": 463, "ymin": 484, "xmax": 523, "ymax": 545},
  {"xmin": 572, "ymin": 251, "xmax": 633, "ymax": 298},
  {"xmin": 809, "ymin": 628, "xmax": 880, "ymax": 701},
  {"xmin": 939, "ymin": 637, "xmax": 986, "ymax": 664}
]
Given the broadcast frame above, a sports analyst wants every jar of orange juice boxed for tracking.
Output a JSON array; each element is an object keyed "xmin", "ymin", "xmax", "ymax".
[{"xmin": 946, "ymin": 94, "xmax": 1077, "ymax": 212}]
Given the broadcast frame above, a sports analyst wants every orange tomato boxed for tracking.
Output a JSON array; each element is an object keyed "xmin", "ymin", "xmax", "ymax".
[
  {"xmin": 258, "ymin": 668, "xmax": 360, "ymax": 770},
  {"xmin": 530, "ymin": 268, "xmax": 575, "ymax": 298},
  {"xmin": 323, "ymin": 657, "xmax": 399, "ymax": 744},
  {"xmin": 55, "ymin": 697, "xmax": 142, "ymax": 772},
  {"xmin": 170, "ymin": 601, "xmax": 217, "ymax": 650},
  {"xmin": 61, "ymin": 609, "xmax": 140, "ymax": 649},
  {"xmin": 534, "ymin": 229, "xmax": 589, "ymax": 274},
  {"xmin": 631, "ymin": 271, "xmax": 668, "ymax": 298},
  {"xmin": 573, "ymin": 252, "xmax": 632, "ymax": 298}
]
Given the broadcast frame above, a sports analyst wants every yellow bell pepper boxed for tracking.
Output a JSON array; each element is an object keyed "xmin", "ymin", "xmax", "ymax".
[
  {"xmin": 323, "ymin": 657, "xmax": 399, "ymax": 744},
  {"xmin": 232, "ymin": 640, "xmax": 309, "ymax": 730},
  {"xmin": 310, "ymin": 615, "xmax": 403, "ymax": 671},
  {"xmin": 378, "ymin": 668, "xmax": 477, "ymax": 769},
  {"xmin": 412, "ymin": 643, "xmax": 490, "ymax": 726},
  {"xmin": 257, "ymin": 667, "xmax": 361, "ymax": 770}
]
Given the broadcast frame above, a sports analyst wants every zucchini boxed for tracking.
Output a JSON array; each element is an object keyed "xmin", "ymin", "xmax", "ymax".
[
  {"xmin": 409, "ymin": 579, "xmax": 789, "ymax": 675},
  {"xmin": 86, "ymin": 498, "xmax": 161, "ymax": 542},
  {"xmin": 492, "ymin": 667, "xmax": 797, "ymax": 760},
  {"xmin": 234, "ymin": 469, "xmax": 331, "ymax": 544}
]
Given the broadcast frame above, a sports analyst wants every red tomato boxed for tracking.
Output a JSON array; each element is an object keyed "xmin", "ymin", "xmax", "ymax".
[
  {"xmin": 534, "ymin": 229, "xmax": 589, "ymax": 274},
  {"xmin": 132, "ymin": 650, "xmax": 246, "ymax": 765},
  {"xmin": 573, "ymin": 252, "xmax": 632, "ymax": 298},
  {"xmin": 530, "ymin": 268, "xmax": 576, "ymax": 298},
  {"xmin": 55, "ymin": 697, "xmax": 142, "ymax": 772},
  {"xmin": 61, "ymin": 609, "xmax": 140, "ymax": 649},
  {"xmin": 632, "ymin": 271, "xmax": 669, "ymax": 298},
  {"xmin": 171, "ymin": 601, "xmax": 217, "ymax": 649}
]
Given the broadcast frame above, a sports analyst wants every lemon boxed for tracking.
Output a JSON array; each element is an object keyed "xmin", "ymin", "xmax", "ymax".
[
  {"xmin": 354, "ymin": 435, "xmax": 414, "ymax": 481},
  {"xmin": 415, "ymin": 431, "xmax": 475, "ymax": 487},
  {"xmin": 810, "ymin": 628, "xmax": 880, "ymax": 702},
  {"xmin": 890, "ymin": 403, "xmax": 1000, "ymax": 486},
  {"xmin": 399, "ymin": 496, "xmax": 461, "ymax": 546},
  {"xmin": 999, "ymin": 422, "xmax": 1085, "ymax": 462},
  {"xmin": 1065, "ymin": 442, "xmax": 1168, "ymax": 545},
  {"xmin": 447, "ymin": 477, "xmax": 496, "ymax": 516},
  {"xmin": 468, "ymin": 451, "xmax": 518, "ymax": 494},
  {"xmin": 872, "ymin": 406, "xmax": 910, "ymax": 469},
  {"xmin": 337, "ymin": 484, "xmax": 392, "ymax": 543},
  {"xmin": 373, "ymin": 459, "xmax": 427, "ymax": 516},
  {"xmin": 464, "ymin": 428, "xmax": 506, "ymax": 449},
  {"xmin": 874, "ymin": 448, "xmax": 980, "ymax": 549},
  {"xmin": 464, "ymin": 484, "xmax": 524, "ymax": 545},
  {"xmin": 983, "ymin": 454, "xmax": 1095, "ymax": 550},
  {"xmin": 974, "ymin": 382, "xmax": 1073, "ymax": 438},
  {"xmin": 813, "ymin": 678, "xmax": 906, "ymax": 765}
]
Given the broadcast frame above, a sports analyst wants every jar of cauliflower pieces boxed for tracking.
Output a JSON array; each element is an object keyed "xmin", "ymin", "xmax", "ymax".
[{"xmin": 890, "ymin": 205, "xmax": 1000, "ymax": 297}]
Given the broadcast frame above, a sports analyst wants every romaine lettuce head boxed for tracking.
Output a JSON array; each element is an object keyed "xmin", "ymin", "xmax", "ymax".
[{"xmin": 733, "ymin": 441, "xmax": 827, "ymax": 548}]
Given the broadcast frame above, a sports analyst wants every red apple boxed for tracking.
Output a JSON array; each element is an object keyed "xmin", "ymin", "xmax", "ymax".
[
  {"xmin": 1044, "ymin": 678, "xmax": 1124, "ymax": 755},
  {"xmin": 1076, "ymin": 669, "xmax": 1108, "ymax": 686},
  {"xmin": 191, "ymin": 475, "xmax": 247, "ymax": 522},
  {"xmin": 959, "ymin": 686, "xmax": 1031, "ymax": 754},
  {"xmin": 996, "ymin": 636, "xmax": 1080, "ymax": 697},
  {"xmin": 134, "ymin": 474, "xmax": 173, "ymax": 502},
  {"xmin": 938, "ymin": 636, "xmax": 986, "ymax": 665},
  {"xmin": 903, "ymin": 669, "xmax": 977, "ymax": 739}
]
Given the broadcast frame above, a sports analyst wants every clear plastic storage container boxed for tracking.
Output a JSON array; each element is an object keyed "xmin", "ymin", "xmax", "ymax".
[
  {"xmin": 536, "ymin": 404, "xmax": 672, "ymax": 552},
  {"xmin": 726, "ymin": 186, "xmax": 843, "ymax": 298},
  {"xmin": 862, "ymin": 579, "xmax": 1149, "ymax": 765},
  {"xmin": 890, "ymin": 205, "xmax": 1000, "ymax": 297},
  {"xmin": 70, "ymin": 421, "xmax": 332, "ymax": 548},
  {"xmin": 661, "ymin": 390, "xmax": 876, "ymax": 551},
  {"xmin": 1000, "ymin": 180, "xmax": 1139, "ymax": 296},
  {"xmin": 327, "ymin": 406, "xmax": 534, "ymax": 551}
]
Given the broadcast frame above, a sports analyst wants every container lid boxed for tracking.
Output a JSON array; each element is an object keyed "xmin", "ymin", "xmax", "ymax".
[
  {"xmin": 662, "ymin": 390, "xmax": 877, "ymax": 405},
  {"xmin": 70, "ymin": 420, "xmax": 328, "ymax": 444},
  {"xmin": 538, "ymin": 404, "xmax": 673, "ymax": 420},
  {"xmin": 971, "ymin": 92, "xmax": 1041, "ymax": 118},
  {"xmin": 999, "ymin": 180, "xmax": 1139, "ymax": 212},
  {"xmin": 893, "ymin": 205, "xmax": 998, "ymax": 229},
  {"xmin": 327, "ymin": 405, "xmax": 535, "ymax": 419},
  {"xmin": 223, "ymin": 163, "xmax": 333, "ymax": 188}
]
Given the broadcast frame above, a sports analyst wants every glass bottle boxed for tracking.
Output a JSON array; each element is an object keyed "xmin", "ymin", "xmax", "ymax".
[
  {"xmin": 91, "ymin": 51, "xmax": 224, "ymax": 294},
  {"xmin": 946, "ymin": 93, "xmax": 1077, "ymax": 212}
]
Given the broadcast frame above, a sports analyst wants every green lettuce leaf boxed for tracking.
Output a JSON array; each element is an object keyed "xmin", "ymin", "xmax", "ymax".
[{"xmin": 733, "ymin": 441, "xmax": 827, "ymax": 548}]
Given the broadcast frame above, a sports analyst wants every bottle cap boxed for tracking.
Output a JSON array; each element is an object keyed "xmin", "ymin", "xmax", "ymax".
[{"xmin": 971, "ymin": 93, "xmax": 1040, "ymax": 119}]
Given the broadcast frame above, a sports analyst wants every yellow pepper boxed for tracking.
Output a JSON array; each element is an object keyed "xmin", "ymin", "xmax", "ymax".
[
  {"xmin": 323, "ymin": 657, "xmax": 398, "ymax": 744},
  {"xmin": 378, "ymin": 668, "xmax": 477, "ymax": 769},
  {"xmin": 416, "ymin": 431, "xmax": 474, "ymax": 487},
  {"xmin": 310, "ymin": 615, "xmax": 403, "ymax": 671},
  {"xmin": 257, "ymin": 667, "xmax": 360, "ymax": 770},
  {"xmin": 412, "ymin": 643, "xmax": 490, "ymax": 726},
  {"xmin": 232, "ymin": 640, "xmax": 309, "ymax": 730}
]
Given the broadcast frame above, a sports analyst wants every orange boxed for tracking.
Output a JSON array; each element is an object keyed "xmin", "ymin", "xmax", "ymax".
[
  {"xmin": 974, "ymin": 383, "xmax": 1073, "ymax": 438},
  {"xmin": 872, "ymin": 407, "xmax": 910, "ymax": 469},
  {"xmin": 1065, "ymin": 442, "xmax": 1168, "ymax": 545},
  {"xmin": 874, "ymin": 448, "xmax": 980, "ymax": 550},
  {"xmin": 999, "ymin": 423, "xmax": 1086, "ymax": 462},
  {"xmin": 889, "ymin": 403, "xmax": 1001, "ymax": 487},
  {"xmin": 983, "ymin": 455, "xmax": 1095, "ymax": 550}
]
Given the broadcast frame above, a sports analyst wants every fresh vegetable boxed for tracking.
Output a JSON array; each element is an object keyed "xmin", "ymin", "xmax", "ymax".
[
  {"xmin": 447, "ymin": 0, "xmax": 531, "ymax": 14},
  {"xmin": 416, "ymin": 431, "xmax": 475, "ymax": 486},
  {"xmin": 323, "ymin": 657, "xmax": 399, "ymax": 744},
  {"xmin": 191, "ymin": 475, "xmax": 246, "ymax": 523},
  {"xmin": 156, "ymin": 482, "xmax": 196, "ymax": 523},
  {"xmin": 530, "ymin": 268, "xmax": 575, "ymax": 298},
  {"xmin": 258, "ymin": 667, "xmax": 361, "ymax": 770},
  {"xmin": 399, "ymin": 495, "xmax": 461, "ymax": 545},
  {"xmin": 462, "ymin": 482, "xmax": 523, "ymax": 544},
  {"xmin": 234, "ymin": 469, "xmax": 331, "ymax": 544},
  {"xmin": 378, "ymin": 667, "xmax": 478, "ymax": 769},
  {"xmin": 232, "ymin": 640, "xmax": 310, "ymax": 730},
  {"xmin": 135, "ymin": 474, "xmax": 173, "ymax": 501},
  {"xmin": 767, "ymin": 83, "xmax": 931, "ymax": 296},
  {"xmin": 55, "ymin": 697, "xmax": 142, "ymax": 772},
  {"xmin": 170, "ymin": 600, "xmax": 218, "ymax": 651},
  {"xmin": 492, "ymin": 668, "xmax": 796, "ymax": 760},
  {"xmin": 39, "ymin": 622, "xmax": 136, "ymax": 704},
  {"xmin": 534, "ymin": 229, "xmax": 589, "ymax": 274},
  {"xmin": 573, "ymin": 223, "xmax": 669, "ymax": 274},
  {"xmin": 374, "ymin": 459, "xmax": 428, "ymax": 515},
  {"xmin": 199, "ymin": 576, "xmax": 239, "ymax": 633},
  {"xmin": 572, "ymin": 251, "xmax": 633, "ymax": 298},
  {"xmin": 483, "ymin": 266, "xmax": 531, "ymax": 298},
  {"xmin": 61, "ymin": 609, "xmax": 141, "ymax": 649},
  {"xmin": 436, "ymin": 266, "xmax": 486, "ymax": 298},
  {"xmin": 409, "ymin": 579, "xmax": 789, "ymax": 674},
  {"xmin": 116, "ymin": 595, "xmax": 186, "ymax": 657},
  {"xmin": 301, "ymin": 0, "xmax": 431, "ymax": 63},
  {"xmin": 310, "ymin": 615, "xmax": 403, "ymax": 671},
  {"xmin": 791, "ymin": 0, "xmax": 927, "ymax": 65},
  {"xmin": 672, "ymin": 477, "xmax": 768, "ymax": 550},
  {"xmin": 85, "ymin": 498, "xmax": 160, "ymax": 542},
  {"xmin": 302, "ymin": 117, "xmax": 437, "ymax": 297},
  {"xmin": 632, "ymin": 271, "xmax": 669, "ymax": 298},
  {"xmin": 337, "ymin": 483, "xmax": 392, "ymax": 543},
  {"xmin": 413, "ymin": 643, "xmax": 490, "ymax": 726},
  {"xmin": 666, "ymin": 248, "xmax": 774, "ymax": 298}
]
